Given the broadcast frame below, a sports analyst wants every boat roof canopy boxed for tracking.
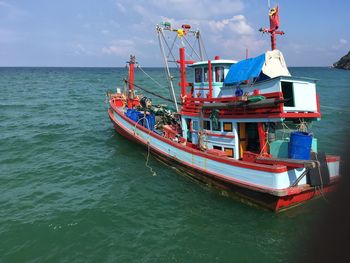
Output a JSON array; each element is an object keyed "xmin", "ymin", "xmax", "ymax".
[
  {"xmin": 190, "ymin": 59, "xmax": 237, "ymax": 67},
  {"xmin": 224, "ymin": 54, "xmax": 265, "ymax": 84},
  {"xmin": 224, "ymin": 49, "xmax": 291, "ymax": 84}
]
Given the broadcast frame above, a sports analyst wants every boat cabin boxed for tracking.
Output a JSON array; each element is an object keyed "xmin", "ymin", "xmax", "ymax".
[
  {"xmin": 180, "ymin": 52, "xmax": 320, "ymax": 161},
  {"xmin": 189, "ymin": 58, "xmax": 236, "ymax": 98}
]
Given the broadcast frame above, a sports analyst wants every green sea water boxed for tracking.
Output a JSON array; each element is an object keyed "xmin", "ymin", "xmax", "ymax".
[{"xmin": 0, "ymin": 67, "xmax": 349, "ymax": 262}]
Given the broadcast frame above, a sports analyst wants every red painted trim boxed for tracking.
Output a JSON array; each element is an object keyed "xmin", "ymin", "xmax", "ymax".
[
  {"xmin": 281, "ymin": 112, "xmax": 321, "ymax": 118},
  {"xmin": 258, "ymin": 123, "xmax": 267, "ymax": 154},
  {"xmin": 275, "ymin": 184, "xmax": 336, "ymax": 211},
  {"xmin": 127, "ymin": 62, "xmax": 134, "ymax": 108},
  {"xmin": 208, "ymin": 60, "xmax": 213, "ymax": 98},
  {"xmin": 181, "ymin": 112, "xmax": 321, "ymax": 119},
  {"xmin": 316, "ymin": 93, "xmax": 321, "ymax": 118},
  {"xmin": 180, "ymin": 90, "xmax": 321, "ymax": 120},
  {"xmin": 179, "ymin": 111, "xmax": 283, "ymax": 119},
  {"xmin": 180, "ymin": 111, "xmax": 321, "ymax": 119},
  {"xmin": 109, "ymin": 105, "xmax": 288, "ymax": 173},
  {"xmin": 179, "ymin": 47, "xmax": 187, "ymax": 98},
  {"xmin": 326, "ymin": 155, "xmax": 340, "ymax": 162},
  {"xmin": 185, "ymin": 92, "xmax": 283, "ymax": 103},
  {"xmin": 128, "ymin": 62, "xmax": 134, "ymax": 91}
]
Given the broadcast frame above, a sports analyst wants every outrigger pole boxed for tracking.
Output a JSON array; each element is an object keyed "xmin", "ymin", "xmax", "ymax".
[
  {"xmin": 156, "ymin": 22, "xmax": 207, "ymax": 112},
  {"xmin": 156, "ymin": 25, "xmax": 179, "ymax": 112}
]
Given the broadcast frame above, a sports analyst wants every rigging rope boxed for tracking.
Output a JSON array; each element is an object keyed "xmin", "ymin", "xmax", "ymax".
[
  {"xmin": 137, "ymin": 65, "xmax": 164, "ymax": 89},
  {"xmin": 123, "ymin": 78, "xmax": 181, "ymax": 105}
]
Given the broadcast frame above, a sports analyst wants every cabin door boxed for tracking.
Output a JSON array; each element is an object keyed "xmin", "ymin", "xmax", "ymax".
[
  {"xmin": 185, "ymin": 118, "xmax": 192, "ymax": 142},
  {"xmin": 238, "ymin": 122, "xmax": 261, "ymax": 158}
]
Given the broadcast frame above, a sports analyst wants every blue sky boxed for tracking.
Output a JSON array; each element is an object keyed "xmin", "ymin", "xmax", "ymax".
[{"xmin": 0, "ymin": 0, "xmax": 349, "ymax": 67}]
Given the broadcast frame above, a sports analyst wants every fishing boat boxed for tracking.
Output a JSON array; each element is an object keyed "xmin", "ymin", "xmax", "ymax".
[{"xmin": 108, "ymin": 6, "xmax": 340, "ymax": 211}]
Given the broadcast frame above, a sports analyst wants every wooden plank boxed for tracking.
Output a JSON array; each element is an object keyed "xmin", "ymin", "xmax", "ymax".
[{"xmin": 256, "ymin": 157, "xmax": 318, "ymax": 169}]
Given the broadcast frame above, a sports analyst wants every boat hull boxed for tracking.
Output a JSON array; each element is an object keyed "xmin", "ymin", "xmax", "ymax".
[{"xmin": 108, "ymin": 107, "xmax": 339, "ymax": 212}]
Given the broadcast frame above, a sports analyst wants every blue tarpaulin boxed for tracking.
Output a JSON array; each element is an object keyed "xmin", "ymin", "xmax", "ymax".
[{"xmin": 224, "ymin": 54, "xmax": 265, "ymax": 84}]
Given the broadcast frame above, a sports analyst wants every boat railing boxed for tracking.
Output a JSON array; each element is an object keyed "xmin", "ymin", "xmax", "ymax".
[{"xmin": 181, "ymin": 92, "xmax": 284, "ymax": 117}]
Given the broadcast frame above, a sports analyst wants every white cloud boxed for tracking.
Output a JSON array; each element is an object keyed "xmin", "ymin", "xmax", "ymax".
[
  {"xmin": 105, "ymin": 1, "xmax": 266, "ymax": 63},
  {"xmin": 212, "ymin": 34, "xmax": 266, "ymax": 59},
  {"xmin": 132, "ymin": 4, "xmax": 156, "ymax": 22},
  {"xmin": 289, "ymin": 43, "xmax": 307, "ymax": 54},
  {"xmin": 102, "ymin": 39, "xmax": 136, "ymax": 57},
  {"xmin": 115, "ymin": 1, "xmax": 126, "ymax": 13},
  {"xmin": 74, "ymin": 44, "xmax": 93, "ymax": 56},
  {"xmin": 113, "ymin": 0, "xmax": 243, "ymax": 20},
  {"xmin": 148, "ymin": 0, "xmax": 243, "ymax": 19},
  {"xmin": 0, "ymin": 28, "xmax": 21, "ymax": 43},
  {"xmin": 155, "ymin": 14, "xmax": 260, "ymax": 59},
  {"xmin": 331, "ymin": 38, "xmax": 349, "ymax": 50},
  {"xmin": 208, "ymin": 15, "xmax": 253, "ymax": 35},
  {"xmin": 229, "ymin": 15, "xmax": 254, "ymax": 35},
  {"xmin": 0, "ymin": 0, "xmax": 27, "ymax": 19}
]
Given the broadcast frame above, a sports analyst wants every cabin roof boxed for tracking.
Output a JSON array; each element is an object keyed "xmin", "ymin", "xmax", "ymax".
[{"xmin": 189, "ymin": 59, "xmax": 237, "ymax": 67}]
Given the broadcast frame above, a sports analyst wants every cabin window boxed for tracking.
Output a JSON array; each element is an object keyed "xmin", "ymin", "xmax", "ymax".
[
  {"xmin": 281, "ymin": 81, "xmax": 295, "ymax": 107},
  {"xmin": 224, "ymin": 147, "xmax": 234, "ymax": 158},
  {"xmin": 215, "ymin": 67, "xmax": 225, "ymax": 82},
  {"xmin": 195, "ymin": 68, "xmax": 202, "ymax": 83},
  {"xmin": 213, "ymin": 145, "xmax": 222, "ymax": 150},
  {"xmin": 223, "ymin": 122, "xmax": 233, "ymax": 132},
  {"xmin": 203, "ymin": 120, "xmax": 211, "ymax": 130},
  {"xmin": 212, "ymin": 121, "xmax": 221, "ymax": 131},
  {"xmin": 192, "ymin": 120, "xmax": 199, "ymax": 131},
  {"xmin": 204, "ymin": 67, "xmax": 208, "ymax": 82}
]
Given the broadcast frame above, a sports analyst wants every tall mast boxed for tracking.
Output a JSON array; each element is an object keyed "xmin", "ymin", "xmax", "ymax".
[
  {"xmin": 127, "ymin": 55, "xmax": 136, "ymax": 109},
  {"xmin": 259, "ymin": 5, "xmax": 285, "ymax": 50}
]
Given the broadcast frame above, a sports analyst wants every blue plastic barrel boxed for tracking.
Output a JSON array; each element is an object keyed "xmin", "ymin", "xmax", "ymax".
[
  {"xmin": 125, "ymin": 109, "xmax": 143, "ymax": 123},
  {"xmin": 288, "ymin": 131, "xmax": 313, "ymax": 160},
  {"xmin": 145, "ymin": 114, "xmax": 155, "ymax": 131}
]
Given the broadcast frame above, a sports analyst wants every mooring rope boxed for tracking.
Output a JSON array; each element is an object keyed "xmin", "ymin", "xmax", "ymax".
[
  {"xmin": 133, "ymin": 115, "xmax": 157, "ymax": 176},
  {"xmin": 314, "ymin": 152, "xmax": 330, "ymax": 203}
]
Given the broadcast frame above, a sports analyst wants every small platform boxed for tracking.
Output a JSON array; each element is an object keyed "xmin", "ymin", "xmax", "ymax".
[{"xmin": 255, "ymin": 157, "xmax": 318, "ymax": 169}]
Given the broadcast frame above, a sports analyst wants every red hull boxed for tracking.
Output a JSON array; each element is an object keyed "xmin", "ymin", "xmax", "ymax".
[{"xmin": 109, "ymin": 108, "xmax": 337, "ymax": 212}]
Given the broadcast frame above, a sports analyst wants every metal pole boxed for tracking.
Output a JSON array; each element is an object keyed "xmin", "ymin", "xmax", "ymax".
[
  {"xmin": 156, "ymin": 26, "xmax": 179, "ymax": 112},
  {"xmin": 196, "ymin": 31, "xmax": 204, "ymax": 61}
]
